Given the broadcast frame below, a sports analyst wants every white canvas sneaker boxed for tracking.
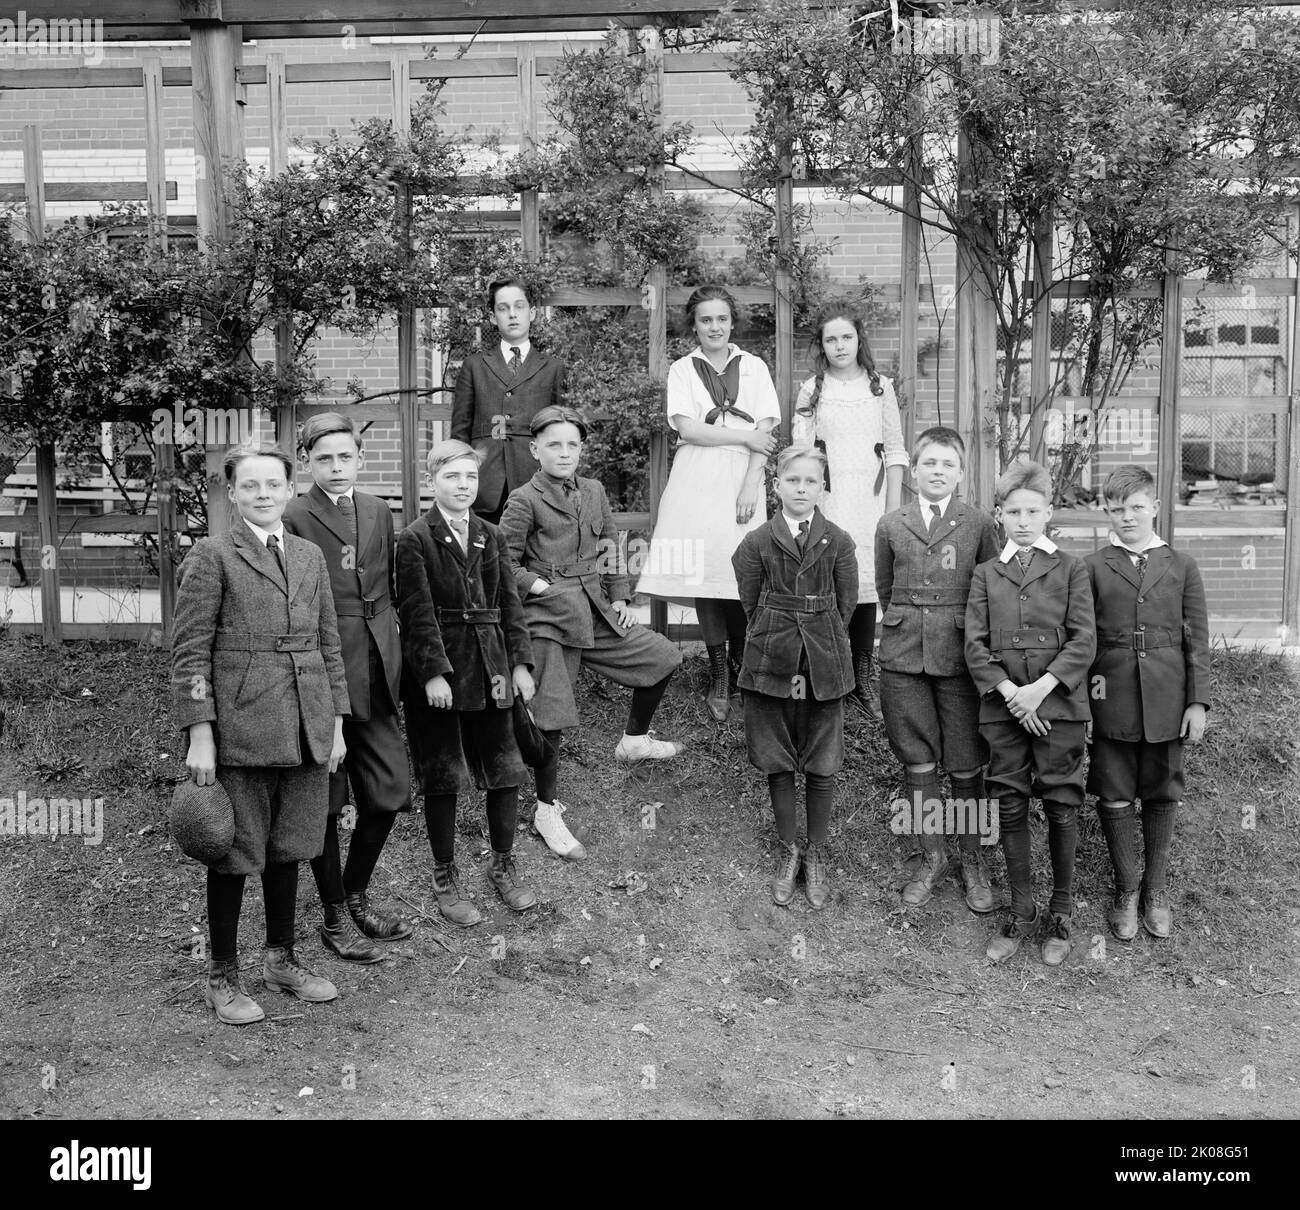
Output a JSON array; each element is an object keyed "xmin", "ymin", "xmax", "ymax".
[
  {"xmin": 614, "ymin": 732, "xmax": 684, "ymax": 762},
  {"xmin": 532, "ymin": 799, "xmax": 587, "ymax": 861}
]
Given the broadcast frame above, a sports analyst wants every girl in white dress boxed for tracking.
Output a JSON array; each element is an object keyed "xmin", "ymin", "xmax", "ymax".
[
  {"xmin": 637, "ymin": 285, "xmax": 780, "ymax": 722},
  {"xmin": 792, "ymin": 300, "xmax": 907, "ymax": 719}
]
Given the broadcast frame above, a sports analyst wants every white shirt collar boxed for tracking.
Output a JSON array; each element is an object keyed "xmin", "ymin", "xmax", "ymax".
[
  {"xmin": 781, "ymin": 510, "xmax": 813, "ymax": 539},
  {"xmin": 920, "ymin": 494, "xmax": 952, "ymax": 527},
  {"xmin": 435, "ymin": 504, "xmax": 470, "ymax": 529},
  {"xmin": 243, "ymin": 517, "xmax": 285, "ymax": 546},
  {"xmin": 691, "ymin": 344, "xmax": 741, "ymax": 367},
  {"xmin": 322, "ymin": 486, "xmax": 355, "ymax": 505},
  {"xmin": 501, "ymin": 338, "xmax": 530, "ymax": 363},
  {"xmin": 998, "ymin": 534, "xmax": 1058, "ymax": 563},
  {"xmin": 1109, "ymin": 531, "xmax": 1168, "ymax": 556}
]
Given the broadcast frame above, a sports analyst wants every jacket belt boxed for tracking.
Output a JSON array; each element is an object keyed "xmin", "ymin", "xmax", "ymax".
[
  {"xmin": 435, "ymin": 606, "xmax": 501, "ymax": 624},
  {"xmin": 758, "ymin": 591, "xmax": 836, "ymax": 614},
  {"xmin": 895, "ymin": 589, "xmax": 970, "ymax": 606},
  {"xmin": 335, "ymin": 596, "xmax": 391, "ymax": 620},
  {"xmin": 529, "ymin": 558, "xmax": 600, "ymax": 579},
  {"xmin": 991, "ymin": 626, "xmax": 1065, "ymax": 652},
  {"xmin": 1098, "ymin": 627, "xmax": 1177, "ymax": 650},
  {"xmin": 213, "ymin": 631, "xmax": 320, "ymax": 652}
]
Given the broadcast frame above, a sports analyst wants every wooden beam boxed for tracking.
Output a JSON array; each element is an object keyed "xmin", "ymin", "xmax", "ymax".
[
  {"xmin": 391, "ymin": 53, "xmax": 420, "ymax": 528},
  {"xmin": 898, "ymin": 98, "xmax": 922, "ymax": 448},
  {"xmin": 1282, "ymin": 204, "xmax": 1300, "ymax": 646},
  {"xmin": 0, "ymin": 182, "xmax": 178, "ymax": 203},
  {"xmin": 517, "ymin": 45, "xmax": 540, "ymax": 259},
  {"xmin": 21, "ymin": 124, "xmax": 62, "ymax": 647},
  {"xmin": 1155, "ymin": 247, "xmax": 1185, "ymax": 545},
  {"xmin": 1027, "ymin": 205, "xmax": 1053, "ymax": 463},
  {"xmin": 774, "ymin": 101, "xmax": 795, "ymax": 443}
]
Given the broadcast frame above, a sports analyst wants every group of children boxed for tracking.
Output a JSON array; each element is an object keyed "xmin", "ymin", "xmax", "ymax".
[{"xmin": 171, "ymin": 279, "xmax": 1210, "ymax": 1026}]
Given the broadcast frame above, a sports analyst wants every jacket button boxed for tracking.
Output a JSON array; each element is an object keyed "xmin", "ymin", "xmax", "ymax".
[
  {"xmin": 1013, "ymin": 635, "xmax": 1021, "ymax": 643},
  {"xmin": 505, "ymin": 391, "xmax": 513, "ymax": 398},
  {"xmin": 1137, "ymin": 596, "xmax": 1145, "ymax": 604},
  {"xmin": 1020, "ymin": 594, "xmax": 1028, "ymax": 601},
  {"xmin": 463, "ymin": 612, "xmax": 471, "ymax": 621},
  {"xmin": 1139, "ymin": 651, "xmax": 1146, "ymax": 658},
  {"xmin": 1038, "ymin": 635, "xmax": 1046, "ymax": 642},
  {"xmin": 1138, "ymin": 623, "xmax": 1146, "ymax": 630}
]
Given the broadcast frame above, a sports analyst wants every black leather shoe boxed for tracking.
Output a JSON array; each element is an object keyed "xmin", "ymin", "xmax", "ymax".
[
  {"xmin": 321, "ymin": 901, "xmax": 384, "ymax": 963},
  {"xmin": 488, "ymin": 850, "xmax": 537, "ymax": 912},
  {"xmin": 803, "ymin": 844, "xmax": 830, "ymax": 910},
  {"xmin": 771, "ymin": 842, "xmax": 800, "ymax": 906},
  {"xmin": 987, "ymin": 904, "xmax": 1043, "ymax": 963},
  {"xmin": 345, "ymin": 891, "xmax": 413, "ymax": 942},
  {"xmin": 1108, "ymin": 890, "xmax": 1140, "ymax": 942}
]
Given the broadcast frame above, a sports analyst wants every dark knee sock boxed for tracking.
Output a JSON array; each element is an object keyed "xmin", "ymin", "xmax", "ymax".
[
  {"xmin": 805, "ymin": 772, "xmax": 834, "ymax": 846},
  {"xmin": 206, "ymin": 870, "xmax": 246, "ymax": 964},
  {"xmin": 768, "ymin": 771, "xmax": 797, "ymax": 845},
  {"xmin": 998, "ymin": 795, "xmax": 1034, "ymax": 918},
  {"xmin": 486, "ymin": 786, "xmax": 519, "ymax": 852},
  {"xmin": 848, "ymin": 603, "xmax": 877, "ymax": 659},
  {"xmin": 1043, "ymin": 800, "xmax": 1078, "ymax": 916},
  {"xmin": 423, "ymin": 792, "xmax": 457, "ymax": 864},
  {"xmin": 695, "ymin": 598, "xmax": 730, "ymax": 647},
  {"xmin": 343, "ymin": 811, "xmax": 397, "ymax": 896},
  {"xmin": 534, "ymin": 730, "xmax": 562, "ymax": 804},
  {"xmin": 626, "ymin": 673, "xmax": 673, "ymax": 736},
  {"xmin": 310, "ymin": 814, "xmax": 345, "ymax": 905},
  {"xmin": 1141, "ymin": 799, "xmax": 1179, "ymax": 892},
  {"xmin": 950, "ymin": 771, "xmax": 987, "ymax": 853},
  {"xmin": 261, "ymin": 861, "xmax": 299, "ymax": 949},
  {"xmin": 1097, "ymin": 801, "xmax": 1140, "ymax": 893}
]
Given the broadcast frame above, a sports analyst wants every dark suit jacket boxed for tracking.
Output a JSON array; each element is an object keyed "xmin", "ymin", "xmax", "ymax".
[
  {"xmin": 283, "ymin": 485, "xmax": 401, "ymax": 721},
  {"xmin": 1085, "ymin": 544, "xmax": 1211, "ymax": 741},
  {"xmin": 499, "ymin": 470, "xmax": 630, "ymax": 647},
  {"xmin": 965, "ymin": 546, "xmax": 1096, "ymax": 724},
  {"xmin": 395, "ymin": 509, "xmax": 534, "ymax": 717},
  {"xmin": 876, "ymin": 498, "xmax": 1002, "ymax": 677},
  {"xmin": 450, "ymin": 346, "xmax": 566, "ymax": 512},
  {"xmin": 731, "ymin": 509, "xmax": 858, "ymax": 701},
  {"xmin": 171, "ymin": 522, "xmax": 350, "ymax": 767}
]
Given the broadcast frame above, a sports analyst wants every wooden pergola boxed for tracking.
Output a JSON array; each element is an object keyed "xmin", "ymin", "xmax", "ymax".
[{"xmin": 5, "ymin": 1, "xmax": 1300, "ymax": 647}]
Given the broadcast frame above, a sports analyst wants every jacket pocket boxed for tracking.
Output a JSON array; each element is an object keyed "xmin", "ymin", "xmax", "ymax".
[
  {"xmin": 953, "ymin": 614, "xmax": 965, "ymax": 630},
  {"xmin": 882, "ymin": 610, "xmax": 903, "ymax": 626}
]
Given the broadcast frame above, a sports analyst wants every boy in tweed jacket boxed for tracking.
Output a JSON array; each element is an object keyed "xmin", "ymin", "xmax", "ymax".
[
  {"xmin": 875, "ymin": 426, "xmax": 1002, "ymax": 913},
  {"xmin": 1085, "ymin": 465, "xmax": 1210, "ymax": 942},
  {"xmin": 499, "ymin": 406, "xmax": 683, "ymax": 861},
  {"xmin": 172, "ymin": 443, "xmax": 349, "ymax": 1026},
  {"xmin": 732, "ymin": 445, "xmax": 858, "ymax": 910},
  {"xmin": 965, "ymin": 460, "xmax": 1096, "ymax": 966}
]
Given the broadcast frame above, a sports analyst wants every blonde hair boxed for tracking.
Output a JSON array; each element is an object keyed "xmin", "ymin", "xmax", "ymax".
[
  {"xmin": 994, "ymin": 459, "xmax": 1052, "ymax": 505},
  {"xmin": 426, "ymin": 439, "xmax": 483, "ymax": 476},
  {"xmin": 777, "ymin": 444, "xmax": 828, "ymax": 476}
]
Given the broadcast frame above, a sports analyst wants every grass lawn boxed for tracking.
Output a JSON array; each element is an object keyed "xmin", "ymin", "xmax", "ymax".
[{"xmin": 0, "ymin": 633, "xmax": 1297, "ymax": 1119}]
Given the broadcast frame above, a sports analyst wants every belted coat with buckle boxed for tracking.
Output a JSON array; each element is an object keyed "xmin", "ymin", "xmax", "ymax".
[
  {"xmin": 171, "ymin": 522, "xmax": 351, "ymax": 767},
  {"xmin": 875, "ymin": 498, "xmax": 1002, "ymax": 677},
  {"xmin": 965, "ymin": 546, "xmax": 1096, "ymax": 723},
  {"xmin": 499, "ymin": 471, "xmax": 631, "ymax": 646},
  {"xmin": 283, "ymin": 484, "xmax": 401, "ymax": 722},
  {"xmin": 450, "ymin": 347, "xmax": 566, "ymax": 512},
  {"xmin": 395, "ymin": 508, "xmax": 533, "ymax": 715},
  {"xmin": 1084, "ymin": 545, "xmax": 1211, "ymax": 741},
  {"xmin": 731, "ymin": 509, "xmax": 858, "ymax": 701}
]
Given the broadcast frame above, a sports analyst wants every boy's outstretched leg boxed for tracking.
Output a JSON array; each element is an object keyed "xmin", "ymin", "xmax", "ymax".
[
  {"xmin": 532, "ymin": 728, "xmax": 586, "ymax": 861},
  {"xmin": 615, "ymin": 672, "xmax": 684, "ymax": 762}
]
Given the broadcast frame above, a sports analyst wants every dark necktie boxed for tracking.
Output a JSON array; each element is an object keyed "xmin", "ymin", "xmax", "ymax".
[
  {"xmin": 561, "ymin": 477, "xmax": 578, "ymax": 497},
  {"xmin": 266, "ymin": 532, "xmax": 286, "ymax": 580},
  {"xmin": 928, "ymin": 503, "xmax": 942, "ymax": 531},
  {"xmin": 1135, "ymin": 552, "xmax": 1148, "ymax": 582},
  {"xmin": 797, "ymin": 519, "xmax": 810, "ymax": 551},
  {"xmin": 1016, "ymin": 545, "xmax": 1034, "ymax": 573},
  {"xmin": 450, "ymin": 515, "xmax": 468, "ymax": 553},
  {"xmin": 335, "ymin": 493, "xmax": 358, "ymax": 550},
  {"xmin": 508, "ymin": 346, "xmax": 522, "ymax": 377}
]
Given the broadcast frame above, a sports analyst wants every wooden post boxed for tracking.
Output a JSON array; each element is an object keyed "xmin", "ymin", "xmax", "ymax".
[
  {"xmin": 22, "ymin": 124, "xmax": 61, "ymax": 646},
  {"xmin": 898, "ymin": 140, "xmax": 922, "ymax": 449},
  {"xmin": 188, "ymin": 12, "xmax": 244, "ymax": 538},
  {"xmin": 392, "ymin": 54, "xmax": 419, "ymax": 527},
  {"xmin": 1028, "ymin": 205, "xmax": 1054, "ymax": 464},
  {"xmin": 641, "ymin": 29, "xmax": 670, "ymax": 636},
  {"xmin": 1280, "ymin": 204, "xmax": 1300, "ymax": 646},
  {"xmin": 1155, "ymin": 247, "xmax": 1183, "ymax": 545},
  {"xmin": 774, "ymin": 100, "xmax": 796, "ymax": 441},
  {"xmin": 144, "ymin": 58, "xmax": 177, "ymax": 645},
  {"xmin": 266, "ymin": 52, "xmax": 296, "ymax": 455},
  {"xmin": 516, "ymin": 44, "xmax": 540, "ymax": 259}
]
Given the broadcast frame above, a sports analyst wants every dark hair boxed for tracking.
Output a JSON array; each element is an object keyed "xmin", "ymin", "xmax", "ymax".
[
  {"xmin": 911, "ymin": 425, "xmax": 966, "ymax": 468},
  {"xmin": 529, "ymin": 404, "xmax": 589, "ymax": 441},
  {"xmin": 994, "ymin": 459, "xmax": 1052, "ymax": 505},
  {"xmin": 684, "ymin": 284, "xmax": 739, "ymax": 334},
  {"xmin": 486, "ymin": 276, "xmax": 533, "ymax": 311},
  {"xmin": 299, "ymin": 411, "xmax": 361, "ymax": 455},
  {"xmin": 809, "ymin": 299, "xmax": 883, "ymax": 391},
  {"xmin": 223, "ymin": 443, "xmax": 294, "ymax": 483},
  {"xmin": 1101, "ymin": 464, "xmax": 1157, "ymax": 503}
]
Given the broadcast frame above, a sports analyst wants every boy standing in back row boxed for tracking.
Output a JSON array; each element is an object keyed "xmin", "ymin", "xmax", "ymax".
[
  {"xmin": 451, "ymin": 276, "xmax": 567, "ymax": 525},
  {"xmin": 1085, "ymin": 465, "xmax": 1209, "ymax": 942}
]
